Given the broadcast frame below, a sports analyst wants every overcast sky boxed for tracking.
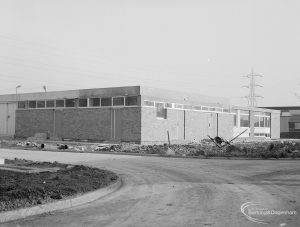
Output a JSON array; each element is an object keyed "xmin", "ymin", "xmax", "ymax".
[{"xmin": 0, "ymin": 0, "xmax": 299, "ymax": 106}]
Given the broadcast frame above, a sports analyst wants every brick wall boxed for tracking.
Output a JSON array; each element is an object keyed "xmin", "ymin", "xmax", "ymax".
[
  {"xmin": 15, "ymin": 107, "xmax": 141, "ymax": 142},
  {"xmin": 141, "ymin": 108, "xmax": 183, "ymax": 144},
  {"xmin": 120, "ymin": 107, "xmax": 141, "ymax": 142},
  {"xmin": 141, "ymin": 107, "xmax": 234, "ymax": 144},
  {"xmin": 16, "ymin": 107, "xmax": 234, "ymax": 144},
  {"xmin": 215, "ymin": 113, "xmax": 234, "ymax": 139},
  {"xmin": 54, "ymin": 108, "xmax": 111, "ymax": 140},
  {"xmin": 16, "ymin": 109, "xmax": 54, "ymax": 138}
]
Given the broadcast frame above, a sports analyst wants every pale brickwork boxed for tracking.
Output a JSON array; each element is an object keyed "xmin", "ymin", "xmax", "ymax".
[{"xmin": 141, "ymin": 107, "xmax": 234, "ymax": 144}]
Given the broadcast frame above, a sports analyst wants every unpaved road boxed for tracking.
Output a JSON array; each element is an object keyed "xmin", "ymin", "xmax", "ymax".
[{"xmin": 0, "ymin": 149, "xmax": 299, "ymax": 227}]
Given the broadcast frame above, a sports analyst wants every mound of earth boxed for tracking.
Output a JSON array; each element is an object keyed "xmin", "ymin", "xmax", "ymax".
[{"xmin": 0, "ymin": 159, "xmax": 118, "ymax": 212}]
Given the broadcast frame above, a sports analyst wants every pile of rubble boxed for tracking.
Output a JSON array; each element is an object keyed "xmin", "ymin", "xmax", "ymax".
[{"xmin": 1, "ymin": 139, "xmax": 300, "ymax": 159}]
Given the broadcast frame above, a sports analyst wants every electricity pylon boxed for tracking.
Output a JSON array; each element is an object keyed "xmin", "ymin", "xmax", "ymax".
[{"xmin": 242, "ymin": 69, "xmax": 263, "ymax": 108}]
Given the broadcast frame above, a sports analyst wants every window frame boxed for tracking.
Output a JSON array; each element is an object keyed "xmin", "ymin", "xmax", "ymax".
[
  {"xmin": 89, "ymin": 97, "xmax": 101, "ymax": 107},
  {"xmin": 55, "ymin": 99, "xmax": 65, "ymax": 108},
  {"xmin": 155, "ymin": 102, "xmax": 167, "ymax": 119},
  {"xmin": 36, "ymin": 100, "xmax": 46, "ymax": 109},
  {"xmin": 17, "ymin": 101, "xmax": 27, "ymax": 109},
  {"xmin": 101, "ymin": 97, "xmax": 112, "ymax": 107},
  {"xmin": 125, "ymin": 96, "xmax": 138, "ymax": 106},
  {"xmin": 78, "ymin": 98, "xmax": 88, "ymax": 107},
  {"xmin": 28, "ymin": 100, "xmax": 37, "ymax": 109},
  {"xmin": 46, "ymin": 100, "xmax": 55, "ymax": 108}
]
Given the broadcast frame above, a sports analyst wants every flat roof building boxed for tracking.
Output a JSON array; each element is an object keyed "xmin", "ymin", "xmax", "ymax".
[
  {"xmin": 262, "ymin": 106, "xmax": 300, "ymax": 139},
  {"xmin": 0, "ymin": 86, "xmax": 280, "ymax": 144}
]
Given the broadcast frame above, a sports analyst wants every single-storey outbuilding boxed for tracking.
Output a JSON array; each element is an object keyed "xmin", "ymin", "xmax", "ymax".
[{"xmin": 0, "ymin": 86, "xmax": 280, "ymax": 144}]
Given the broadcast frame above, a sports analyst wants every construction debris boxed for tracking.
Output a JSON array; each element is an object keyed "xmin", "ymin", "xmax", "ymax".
[{"xmin": 1, "ymin": 139, "xmax": 300, "ymax": 159}]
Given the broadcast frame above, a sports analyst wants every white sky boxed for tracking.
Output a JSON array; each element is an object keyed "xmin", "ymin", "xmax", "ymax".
[{"xmin": 0, "ymin": 0, "xmax": 300, "ymax": 106}]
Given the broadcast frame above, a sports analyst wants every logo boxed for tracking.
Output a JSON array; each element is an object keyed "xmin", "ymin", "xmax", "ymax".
[
  {"xmin": 240, "ymin": 202, "xmax": 297, "ymax": 225},
  {"xmin": 241, "ymin": 202, "xmax": 268, "ymax": 224}
]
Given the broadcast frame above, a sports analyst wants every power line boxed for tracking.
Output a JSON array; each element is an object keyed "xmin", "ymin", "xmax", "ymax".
[{"xmin": 242, "ymin": 69, "xmax": 263, "ymax": 108}]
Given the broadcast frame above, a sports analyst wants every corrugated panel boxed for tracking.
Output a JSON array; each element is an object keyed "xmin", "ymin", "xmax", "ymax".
[
  {"xmin": 0, "ymin": 103, "xmax": 16, "ymax": 135},
  {"xmin": 7, "ymin": 103, "xmax": 16, "ymax": 135},
  {"xmin": 0, "ymin": 103, "xmax": 8, "ymax": 134}
]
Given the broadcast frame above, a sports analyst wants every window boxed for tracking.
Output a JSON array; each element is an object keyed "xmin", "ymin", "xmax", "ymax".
[
  {"xmin": 240, "ymin": 115, "xmax": 250, "ymax": 127},
  {"xmin": 233, "ymin": 114, "xmax": 237, "ymax": 126},
  {"xmin": 216, "ymin": 108, "xmax": 223, "ymax": 112},
  {"xmin": 202, "ymin": 106, "xmax": 209, "ymax": 111},
  {"xmin": 254, "ymin": 133, "xmax": 266, "ymax": 137},
  {"xmin": 144, "ymin": 100, "xmax": 154, "ymax": 106},
  {"xmin": 239, "ymin": 110, "xmax": 249, "ymax": 127},
  {"xmin": 295, "ymin": 123, "xmax": 300, "ymax": 130},
  {"xmin": 65, "ymin": 99, "xmax": 76, "ymax": 107},
  {"xmin": 174, "ymin": 104, "xmax": 184, "ymax": 109},
  {"xmin": 18, "ymin": 101, "xmax": 26, "ymax": 109},
  {"xmin": 113, "ymin": 97, "xmax": 124, "ymax": 106},
  {"xmin": 125, "ymin": 96, "xmax": 138, "ymax": 106},
  {"xmin": 223, "ymin": 108, "xmax": 230, "ymax": 113},
  {"xmin": 208, "ymin": 107, "xmax": 216, "ymax": 111},
  {"xmin": 55, "ymin": 100, "xmax": 65, "ymax": 107},
  {"xmin": 266, "ymin": 117, "xmax": 270, "ymax": 128},
  {"xmin": 79, "ymin": 98, "xmax": 88, "ymax": 107},
  {"xmin": 254, "ymin": 112, "xmax": 271, "ymax": 128},
  {"xmin": 90, "ymin": 98, "xmax": 100, "ymax": 107},
  {"xmin": 37, "ymin": 100, "xmax": 45, "ymax": 108},
  {"xmin": 183, "ymin": 105, "xmax": 192, "ymax": 110},
  {"xmin": 101, "ymin": 97, "xmax": 112, "ymax": 106},
  {"xmin": 254, "ymin": 116, "xmax": 260, "ymax": 127},
  {"xmin": 240, "ymin": 110, "xmax": 249, "ymax": 115},
  {"xmin": 28, "ymin": 100, "xmax": 36, "ymax": 108},
  {"xmin": 165, "ymin": 103, "xmax": 173, "ymax": 108},
  {"xmin": 156, "ymin": 102, "xmax": 167, "ymax": 119},
  {"xmin": 259, "ymin": 117, "xmax": 264, "ymax": 127},
  {"xmin": 46, "ymin": 100, "xmax": 55, "ymax": 108},
  {"xmin": 193, "ymin": 105, "xmax": 202, "ymax": 110}
]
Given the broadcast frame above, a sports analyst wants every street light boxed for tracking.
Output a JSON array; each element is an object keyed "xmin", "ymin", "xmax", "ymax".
[
  {"xmin": 43, "ymin": 85, "xmax": 47, "ymax": 106},
  {"xmin": 16, "ymin": 85, "xmax": 21, "ymax": 103}
]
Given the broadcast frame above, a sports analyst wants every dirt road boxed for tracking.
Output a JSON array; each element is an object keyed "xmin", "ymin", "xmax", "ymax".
[{"xmin": 0, "ymin": 149, "xmax": 299, "ymax": 227}]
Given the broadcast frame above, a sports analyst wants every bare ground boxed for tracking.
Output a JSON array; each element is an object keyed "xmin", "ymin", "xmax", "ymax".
[
  {"xmin": 0, "ymin": 148, "xmax": 299, "ymax": 227},
  {"xmin": 0, "ymin": 159, "xmax": 118, "ymax": 212}
]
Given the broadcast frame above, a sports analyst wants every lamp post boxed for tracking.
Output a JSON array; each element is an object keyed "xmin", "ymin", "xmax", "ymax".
[
  {"xmin": 43, "ymin": 85, "xmax": 47, "ymax": 104},
  {"xmin": 15, "ymin": 85, "xmax": 21, "ymax": 104}
]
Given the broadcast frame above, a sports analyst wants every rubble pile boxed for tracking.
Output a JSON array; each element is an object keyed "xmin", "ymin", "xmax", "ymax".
[{"xmin": 1, "ymin": 139, "xmax": 300, "ymax": 159}]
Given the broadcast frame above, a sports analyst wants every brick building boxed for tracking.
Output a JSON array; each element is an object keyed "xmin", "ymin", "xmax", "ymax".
[{"xmin": 0, "ymin": 86, "xmax": 280, "ymax": 144}]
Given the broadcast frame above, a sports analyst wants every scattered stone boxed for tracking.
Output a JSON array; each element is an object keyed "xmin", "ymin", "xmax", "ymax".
[
  {"xmin": 166, "ymin": 148, "xmax": 175, "ymax": 156},
  {"xmin": 57, "ymin": 144, "xmax": 68, "ymax": 150}
]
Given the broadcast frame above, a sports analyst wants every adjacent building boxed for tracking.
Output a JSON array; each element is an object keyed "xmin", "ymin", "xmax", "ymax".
[
  {"xmin": 262, "ymin": 106, "xmax": 300, "ymax": 139},
  {"xmin": 0, "ymin": 86, "xmax": 280, "ymax": 144}
]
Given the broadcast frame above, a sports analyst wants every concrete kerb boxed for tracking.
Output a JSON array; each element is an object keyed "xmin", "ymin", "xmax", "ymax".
[{"xmin": 0, "ymin": 177, "xmax": 122, "ymax": 223}]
